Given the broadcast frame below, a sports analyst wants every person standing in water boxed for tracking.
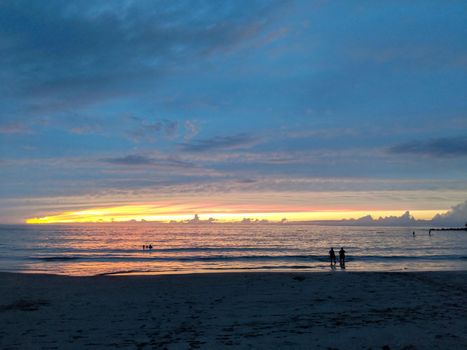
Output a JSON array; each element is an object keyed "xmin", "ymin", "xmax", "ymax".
[
  {"xmin": 329, "ymin": 247, "xmax": 337, "ymax": 265},
  {"xmin": 339, "ymin": 247, "xmax": 346, "ymax": 267}
]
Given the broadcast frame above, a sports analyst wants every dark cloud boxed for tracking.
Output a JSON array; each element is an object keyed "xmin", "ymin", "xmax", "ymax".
[
  {"xmin": 179, "ymin": 134, "xmax": 259, "ymax": 152},
  {"xmin": 388, "ymin": 136, "xmax": 467, "ymax": 157},
  {"xmin": 101, "ymin": 154, "xmax": 194, "ymax": 169},
  {"xmin": 103, "ymin": 155, "xmax": 154, "ymax": 166},
  {"xmin": 0, "ymin": 0, "xmax": 286, "ymax": 122},
  {"xmin": 100, "ymin": 154, "xmax": 229, "ymax": 178}
]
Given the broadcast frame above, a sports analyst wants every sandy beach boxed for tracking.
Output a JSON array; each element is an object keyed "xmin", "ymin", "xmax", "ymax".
[{"xmin": 0, "ymin": 271, "xmax": 466, "ymax": 349}]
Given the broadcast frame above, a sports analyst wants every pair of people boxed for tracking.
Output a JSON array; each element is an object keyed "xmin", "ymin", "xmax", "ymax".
[
  {"xmin": 329, "ymin": 247, "xmax": 345, "ymax": 266},
  {"xmin": 143, "ymin": 244, "xmax": 153, "ymax": 250}
]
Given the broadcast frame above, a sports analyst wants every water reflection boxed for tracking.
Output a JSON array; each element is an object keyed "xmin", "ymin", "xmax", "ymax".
[{"xmin": 0, "ymin": 223, "xmax": 465, "ymax": 276}]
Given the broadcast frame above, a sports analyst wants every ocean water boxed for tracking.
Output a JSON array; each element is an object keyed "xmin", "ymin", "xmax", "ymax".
[{"xmin": 0, "ymin": 223, "xmax": 466, "ymax": 276}]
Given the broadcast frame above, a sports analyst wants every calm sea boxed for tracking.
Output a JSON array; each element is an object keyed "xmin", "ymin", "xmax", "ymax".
[{"xmin": 0, "ymin": 224, "xmax": 466, "ymax": 276}]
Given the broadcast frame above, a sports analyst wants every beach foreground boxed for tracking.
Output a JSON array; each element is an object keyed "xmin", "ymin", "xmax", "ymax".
[{"xmin": 0, "ymin": 272, "xmax": 466, "ymax": 349}]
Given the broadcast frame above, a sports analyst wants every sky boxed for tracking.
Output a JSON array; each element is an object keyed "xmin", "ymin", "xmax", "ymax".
[{"xmin": 1, "ymin": 0, "xmax": 467, "ymax": 223}]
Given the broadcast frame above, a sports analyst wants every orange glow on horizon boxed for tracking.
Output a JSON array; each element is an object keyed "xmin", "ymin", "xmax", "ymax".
[{"xmin": 25, "ymin": 204, "xmax": 444, "ymax": 224}]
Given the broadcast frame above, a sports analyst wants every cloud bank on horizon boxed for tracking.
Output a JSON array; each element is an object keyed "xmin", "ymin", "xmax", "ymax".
[
  {"xmin": 1, "ymin": 0, "xmax": 466, "ymax": 223},
  {"xmin": 332, "ymin": 200, "xmax": 467, "ymax": 227}
]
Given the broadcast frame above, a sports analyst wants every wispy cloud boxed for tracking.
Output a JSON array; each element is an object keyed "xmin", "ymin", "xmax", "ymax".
[
  {"xmin": 99, "ymin": 153, "xmax": 223, "ymax": 178},
  {"xmin": 101, "ymin": 154, "xmax": 193, "ymax": 168},
  {"xmin": 126, "ymin": 117, "xmax": 179, "ymax": 142},
  {"xmin": 179, "ymin": 134, "xmax": 260, "ymax": 152},
  {"xmin": 124, "ymin": 117, "xmax": 200, "ymax": 142},
  {"xmin": 0, "ymin": 122, "xmax": 31, "ymax": 134},
  {"xmin": 283, "ymin": 127, "xmax": 358, "ymax": 139},
  {"xmin": 102, "ymin": 155, "xmax": 154, "ymax": 166},
  {"xmin": 388, "ymin": 136, "xmax": 467, "ymax": 157}
]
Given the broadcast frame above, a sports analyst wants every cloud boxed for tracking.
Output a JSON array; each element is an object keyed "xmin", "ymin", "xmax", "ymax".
[
  {"xmin": 0, "ymin": 113, "xmax": 105, "ymax": 135},
  {"xmin": 316, "ymin": 200, "xmax": 467, "ymax": 227},
  {"xmin": 179, "ymin": 133, "xmax": 260, "ymax": 152},
  {"xmin": 0, "ymin": 0, "xmax": 287, "ymax": 120},
  {"xmin": 338, "ymin": 211, "xmax": 417, "ymax": 226},
  {"xmin": 63, "ymin": 114, "xmax": 105, "ymax": 135},
  {"xmin": 103, "ymin": 155, "xmax": 154, "ymax": 166},
  {"xmin": 284, "ymin": 127, "xmax": 358, "ymax": 139},
  {"xmin": 388, "ymin": 136, "xmax": 467, "ymax": 157},
  {"xmin": 69, "ymin": 125, "xmax": 100, "ymax": 135},
  {"xmin": 98, "ymin": 153, "xmax": 223, "ymax": 176},
  {"xmin": 127, "ymin": 117, "xmax": 179, "ymax": 141},
  {"xmin": 124, "ymin": 117, "xmax": 201, "ymax": 142},
  {"xmin": 431, "ymin": 200, "xmax": 467, "ymax": 226},
  {"xmin": 184, "ymin": 120, "xmax": 200, "ymax": 140},
  {"xmin": 101, "ymin": 154, "xmax": 192, "ymax": 168},
  {"xmin": 0, "ymin": 122, "xmax": 31, "ymax": 134}
]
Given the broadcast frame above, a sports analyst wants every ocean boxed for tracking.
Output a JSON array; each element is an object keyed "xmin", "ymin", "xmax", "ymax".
[{"xmin": 0, "ymin": 223, "xmax": 466, "ymax": 276}]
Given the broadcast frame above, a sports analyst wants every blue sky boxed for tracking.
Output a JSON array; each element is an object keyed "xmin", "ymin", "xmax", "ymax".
[{"xmin": 1, "ymin": 0, "xmax": 466, "ymax": 222}]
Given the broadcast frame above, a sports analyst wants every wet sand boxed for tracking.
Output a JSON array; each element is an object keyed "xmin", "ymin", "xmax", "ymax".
[{"xmin": 0, "ymin": 271, "xmax": 466, "ymax": 349}]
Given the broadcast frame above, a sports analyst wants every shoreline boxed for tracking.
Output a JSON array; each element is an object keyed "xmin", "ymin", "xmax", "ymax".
[
  {"xmin": 1, "ymin": 271, "xmax": 466, "ymax": 349},
  {"xmin": 2, "ymin": 269, "xmax": 467, "ymax": 281},
  {"xmin": 3, "ymin": 269, "xmax": 467, "ymax": 278},
  {"xmin": 2, "ymin": 262, "xmax": 467, "ymax": 277},
  {"xmin": 1, "ymin": 266, "xmax": 467, "ymax": 277}
]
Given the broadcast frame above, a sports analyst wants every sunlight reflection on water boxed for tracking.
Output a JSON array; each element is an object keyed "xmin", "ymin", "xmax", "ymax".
[{"xmin": 0, "ymin": 223, "xmax": 466, "ymax": 276}]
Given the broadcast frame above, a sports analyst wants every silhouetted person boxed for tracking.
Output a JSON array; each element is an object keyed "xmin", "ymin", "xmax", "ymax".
[
  {"xmin": 148, "ymin": 244, "xmax": 153, "ymax": 250},
  {"xmin": 413, "ymin": 231, "xmax": 415, "ymax": 237},
  {"xmin": 339, "ymin": 247, "xmax": 346, "ymax": 267},
  {"xmin": 329, "ymin": 247, "xmax": 336, "ymax": 265}
]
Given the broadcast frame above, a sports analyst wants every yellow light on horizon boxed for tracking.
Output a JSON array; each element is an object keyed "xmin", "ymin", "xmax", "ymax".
[{"xmin": 25, "ymin": 204, "xmax": 444, "ymax": 224}]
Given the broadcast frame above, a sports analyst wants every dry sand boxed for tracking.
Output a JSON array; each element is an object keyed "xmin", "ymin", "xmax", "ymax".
[{"xmin": 0, "ymin": 271, "xmax": 466, "ymax": 349}]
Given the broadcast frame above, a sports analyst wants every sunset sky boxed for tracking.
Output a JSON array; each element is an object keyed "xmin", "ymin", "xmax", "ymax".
[{"xmin": 1, "ymin": 0, "xmax": 467, "ymax": 223}]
